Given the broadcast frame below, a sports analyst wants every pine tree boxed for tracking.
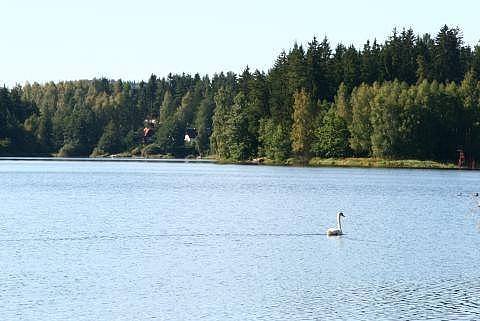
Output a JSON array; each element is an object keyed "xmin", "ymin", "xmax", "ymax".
[
  {"xmin": 287, "ymin": 43, "xmax": 307, "ymax": 94},
  {"xmin": 210, "ymin": 87, "xmax": 234, "ymax": 159},
  {"xmin": 226, "ymin": 93, "xmax": 250, "ymax": 161},
  {"xmin": 194, "ymin": 95, "xmax": 214, "ymax": 156},
  {"xmin": 159, "ymin": 90, "xmax": 174, "ymax": 123},
  {"xmin": 433, "ymin": 25, "xmax": 463, "ymax": 83},
  {"xmin": 94, "ymin": 121, "xmax": 123, "ymax": 155},
  {"xmin": 268, "ymin": 51, "xmax": 291, "ymax": 124}
]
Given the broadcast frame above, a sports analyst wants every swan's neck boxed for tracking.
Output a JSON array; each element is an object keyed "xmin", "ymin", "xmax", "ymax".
[{"xmin": 337, "ymin": 215, "xmax": 342, "ymax": 231}]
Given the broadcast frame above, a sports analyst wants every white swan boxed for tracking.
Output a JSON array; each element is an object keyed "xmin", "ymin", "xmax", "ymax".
[{"xmin": 326, "ymin": 212, "xmax": 345, "ymax": 236}]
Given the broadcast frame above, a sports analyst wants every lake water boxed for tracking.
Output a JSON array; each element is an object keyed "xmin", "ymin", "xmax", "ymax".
[{"xmin": 1, "ymin": 161, "xmax": 479, "ymax": 320}]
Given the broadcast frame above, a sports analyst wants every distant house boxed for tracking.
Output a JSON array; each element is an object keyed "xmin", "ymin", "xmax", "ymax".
[
  {"xmin": 143, "ymin": 127, "xmax": 155, "ymax": 144},
  {"xmin": 184, "ymin": 127, "xmax": 198, "ymax": 143},
  {"xmin": 142, "ymin": 118, "xmax": 157, "ymax": 144},
  {"xmin": 144, "ymin": 118, "xmax": 157, "ymax": 126}
]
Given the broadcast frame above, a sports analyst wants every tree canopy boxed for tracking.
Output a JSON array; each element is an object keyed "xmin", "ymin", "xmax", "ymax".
[{"xmin": 1, "ymin": 25, "xmax": 480, "ymax": 163}]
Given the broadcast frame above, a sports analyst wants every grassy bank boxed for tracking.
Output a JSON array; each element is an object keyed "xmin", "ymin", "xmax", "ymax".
[
  {"xmin": 218, "ymin": 157, "xmax": 459, "ymax": 169},
  {"xmin": 307, "ymin": 157, "xmax": 457, "ymax": 169}
]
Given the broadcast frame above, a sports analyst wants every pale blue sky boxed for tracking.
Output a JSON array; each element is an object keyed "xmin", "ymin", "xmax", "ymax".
[{"xmin": 1, "ymin": 0, "xmax": 479, "ymax": 87}]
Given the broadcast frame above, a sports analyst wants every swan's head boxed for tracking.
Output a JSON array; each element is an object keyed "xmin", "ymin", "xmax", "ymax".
[{"xmin": 338, "ymin": 212, "xmax": 345, "ymax": 218}]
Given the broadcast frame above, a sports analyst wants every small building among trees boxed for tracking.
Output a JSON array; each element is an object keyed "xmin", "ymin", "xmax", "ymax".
[{"xmin": 184, "ymin": 127, "xmax": 197, "ymax": 143}]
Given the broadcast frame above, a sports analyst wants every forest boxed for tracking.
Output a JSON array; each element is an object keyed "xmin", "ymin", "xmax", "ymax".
[{"xmin": 1, "ymin": 25, "xmax": 480, "ymax": 163}]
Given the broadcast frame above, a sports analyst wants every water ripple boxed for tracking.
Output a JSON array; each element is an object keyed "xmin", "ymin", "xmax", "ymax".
[{"xmin": 0, "ymin": 232, "xmax": 330, "ymax": 244}]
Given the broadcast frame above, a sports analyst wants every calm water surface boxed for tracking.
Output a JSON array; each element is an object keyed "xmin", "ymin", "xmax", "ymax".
[{"xmin": 1, "ymin": 161, "xmax": 479, "ymax": 320}]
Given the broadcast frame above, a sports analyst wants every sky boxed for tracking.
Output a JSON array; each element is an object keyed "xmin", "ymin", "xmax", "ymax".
[{"xmin": 1, "ymin": 0, "xmax": 479, "ymax": 87}]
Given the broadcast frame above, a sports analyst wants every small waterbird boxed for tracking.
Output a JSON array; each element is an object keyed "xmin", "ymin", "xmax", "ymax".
[{"xmin": 327, "ymin": 212, "xmax": 345, "ymax": 236}]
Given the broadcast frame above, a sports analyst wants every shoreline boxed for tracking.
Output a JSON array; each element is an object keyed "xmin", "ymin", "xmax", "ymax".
[
  {"xmin": 306, "ymin": 157, "xmax": 459, "ymax": 170},
  {"xmin": 0, "ymin": 157, "xmax": 217, "ymax": 164},
  {"xmin": 0, "ymin": 156, "xmax": 469, "ymax": 170},
  {"xmin": 221, "ymin": 157, "xmax": 464, "ymax": 170}
]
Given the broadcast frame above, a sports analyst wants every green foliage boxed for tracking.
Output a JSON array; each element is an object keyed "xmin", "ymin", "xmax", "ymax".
[
  {"xmin": 258, "ymin": 118, "xmax": 291, "ymax": 161},
  {"xmin": 335, "ymin": 83, "xmax": 351, "ymax": 125},
  {"xmin": 57, "ymin": 140, "xmax": 82, "ymax": 157},
  {"xmin": 0, "ymin": 86, "xmax": 39, "ymax": 155},
  {"xmin": 159, "ymin": 91, "xmax": 174, "ymax": 123},
  {"xmin": 142, "ymin": 143, "xmax": 163, "ymax": 156},
  {"xmin": 306, "ymin": 37, "xmax": 333, "ymax": 101},
  {"xmin": 225, "ymin": 93, "xmax": 251, "ymax": 160},
  {"xmin": 291, "ymin": 89, "xmax": 314, "ymax": 157},
  {"xmin": 210, "ymin": 87, "xmax": 234, "ymax": 159},
  {"xmin": 0, "ymin": 138, "xmax": 11, "ymax": 155},
  {"xmin": 62, "ymin": 105, "xmax": 98, "ymax": 156},
  {"xmin": 94, "ymin": 121, "xmax": 123, "ymax": 155},
  {"xmin": 370, "ymin": 81, "xmax": 406, "ymax": 157},
  {"xmin": 0, "ymin": 25, "xmax": 479, "ymax": 165},
  {"xmin": 312, "ymin": 107, "xmax": 350, "ymax": 158},
  {"xmin": 210, "ymin": 90, "xmax": 252, "ymax": 161},
  {"xmin": 243, "ymin": 69, "xmax": 269, "ymax": 158},
  {"xmin": 308, "ymin": 157, "xmax": 455, "ymax": 169},
  {"xmin": 433, "ymin": 25, "xmax": 463, "ymax": 83},
  {"xmin": 154, "ymin": 117, "xmax": 182, "ymax": 155},
  {"xmin": 194, "ymin": 96, "xmax": 214, "ymax": 156},
  {"xmin": 349, "ymin": 84, "xmax": 374, "ymax": 156}
]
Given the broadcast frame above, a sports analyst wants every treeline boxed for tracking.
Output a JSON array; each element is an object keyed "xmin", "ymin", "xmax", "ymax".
[{"xmin": 1, "ymin": 25, "xmax": 480, "ymax": 161}]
